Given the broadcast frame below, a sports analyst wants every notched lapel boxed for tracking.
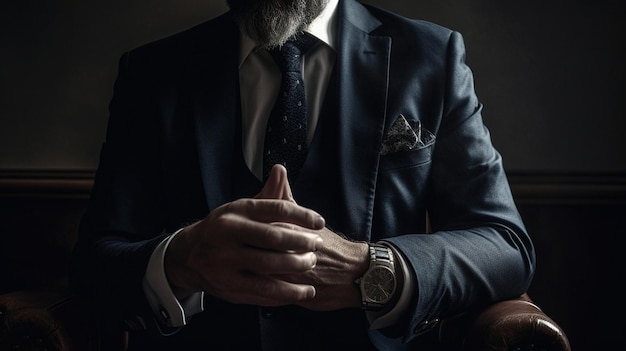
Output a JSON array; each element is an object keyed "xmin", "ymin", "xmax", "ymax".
[{"xmin": 332, "ymin": 0, "xmax": 391, "ymax": 239}]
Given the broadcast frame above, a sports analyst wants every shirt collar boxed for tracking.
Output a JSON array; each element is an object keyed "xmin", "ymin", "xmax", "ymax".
[{"xmin": 238, "ymin": 0, "xmax": 339, "ymax": 67}]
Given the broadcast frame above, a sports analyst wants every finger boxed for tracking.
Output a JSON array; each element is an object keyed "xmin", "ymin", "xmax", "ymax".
[
  {"xmin": 229, "ymin": 198, "xmax": 325, "ymax": 230},
  {"xmin": 230, "ymin": 218, "xmax": 323, "ymax": 252},
  {"xmin": 221, "ymin": 275, "xmax": 316, "ymax": 306},
  {"xmin": 255, "ymin": 164, "xmax": 295, "ymax": 202},
  {"xmin": 240, "ymin": 247, "xmax": 317, "ymax": 274}
]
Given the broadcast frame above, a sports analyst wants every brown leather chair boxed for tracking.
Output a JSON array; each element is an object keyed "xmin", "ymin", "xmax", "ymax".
[
  {"xmin": 1, "ymin": 174, "xmax": 571, "ymax": 350},
  {"xmin": 0, "ymin": 289, "xmax": 570, "ymax": 351},
  {"xmin": 0, "ymin": 291, "xmax": 126, "ymax": 351},
  {"xmin": 438, "ymin": 293, "xmax": 571, "ymax": 351}
]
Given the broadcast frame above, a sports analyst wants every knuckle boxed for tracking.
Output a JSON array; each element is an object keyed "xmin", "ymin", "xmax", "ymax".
[
  {"xmin": 260, "ymin": 225, "xmax": 281, "ymax": 243},
  {"xmin": 254, "ymin": 277, "xmax": 279, "ymax": 297},
  {"xmin": 269, "ymin": 200, "xmax": 292, "ymax": 219},
  {"xmin": 212, "ymin": 210, "xmax": 236, "ymax": 226},
  {"xmin": 255, "ymin": 252, "xmax": 278, "ymax": 272}
]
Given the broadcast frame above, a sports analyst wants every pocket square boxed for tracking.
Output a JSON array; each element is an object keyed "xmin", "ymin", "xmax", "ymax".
[{"xmin": 380, "ymin": 114, "xmax": 435, "ymax": 155}]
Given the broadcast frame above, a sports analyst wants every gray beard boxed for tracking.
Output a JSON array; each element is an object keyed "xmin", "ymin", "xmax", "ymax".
[{"xmin": 226, "ymin": 0, "xmax": 328, "ymax": 49}]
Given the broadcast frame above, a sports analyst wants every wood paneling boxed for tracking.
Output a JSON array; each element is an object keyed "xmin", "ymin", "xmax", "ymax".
[{"xmin": 1, "ymin": 170, "xmax": 623, "ymax": 349}]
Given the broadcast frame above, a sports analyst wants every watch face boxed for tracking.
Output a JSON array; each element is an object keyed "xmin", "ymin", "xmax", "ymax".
[{"xmin": 363, "ymin": 266, "xmax": 396, "ymax": 303}]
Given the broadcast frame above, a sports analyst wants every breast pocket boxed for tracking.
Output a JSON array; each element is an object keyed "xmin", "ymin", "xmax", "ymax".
[
  {"xmin": 378, "ymin": 141, "xmax": 435, "ymax": 172},
  {"xmin": 373, "ymin": 141, "xmax": 434, "ymax": 236}
]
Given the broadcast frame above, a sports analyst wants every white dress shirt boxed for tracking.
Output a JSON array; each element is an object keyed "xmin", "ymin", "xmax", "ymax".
[
  {"xmin": 142, "ymin": 0, "xmax": 413, "ymax": 331},
  {"xmin": 239, "ymin": 0, "xmax": 338, "ymax": 179},
  {"xmin": 143, "ymin": 0, "xmax": 339, "ymax": 329}
]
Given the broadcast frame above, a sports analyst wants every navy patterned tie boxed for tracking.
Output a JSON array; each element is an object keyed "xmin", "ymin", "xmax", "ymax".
[{"xmin": 263, "ymin": 33, "xmax": 319, "ymax": 182}]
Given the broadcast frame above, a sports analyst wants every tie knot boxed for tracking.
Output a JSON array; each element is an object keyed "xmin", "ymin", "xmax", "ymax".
[{"xmin": 268, "ymin": 33, "xmax": 319, "ymax": 72}]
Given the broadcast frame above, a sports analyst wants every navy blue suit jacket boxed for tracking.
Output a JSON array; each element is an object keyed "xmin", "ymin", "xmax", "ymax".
[{"xmin": 72, "ymin": 0, "xmax": 535, "ymax": 349}]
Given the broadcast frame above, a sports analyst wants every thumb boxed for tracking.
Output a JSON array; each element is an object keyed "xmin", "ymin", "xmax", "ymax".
[{"xmin": 255, "ymin": 164, "xmax": 296, "ymax": 202}]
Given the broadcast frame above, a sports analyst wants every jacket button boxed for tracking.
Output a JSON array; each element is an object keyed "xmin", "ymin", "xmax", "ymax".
[
  {"xmin": 413, "ymin": 318, "xmax": 440, "ymax": 335},
  {"xmin": 261, "ymin": 308, "xmax": 275, "ymax": 319}
]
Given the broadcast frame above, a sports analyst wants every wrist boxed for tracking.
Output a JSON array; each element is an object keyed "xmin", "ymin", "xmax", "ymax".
[
  {"xmin": 164, "ymin": 226, "xmax": 202, "ymax": 292},
  {"xmin": 376, "ymin": 242, "xmax": 405, "ymax": 309},
  {"xmin": 355, "ymin": 243, "xmax": 400, "ymax": 311},
  {"xmin": 350, "ymin": 241, "xmax": 371, "ymax": 307},
  {"xmin": 366, "ymin": 241, "xmax": 413, "ymax": 329}
]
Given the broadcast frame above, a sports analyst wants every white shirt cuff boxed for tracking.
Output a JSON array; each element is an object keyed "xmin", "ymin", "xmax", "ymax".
[{"xmin": 142, "ymin": 228, "xmax": 204, "ymax": 328}]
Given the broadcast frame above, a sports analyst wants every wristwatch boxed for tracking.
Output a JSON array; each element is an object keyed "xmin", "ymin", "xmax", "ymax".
[{"xmin": 355, "ymin": 243, "xmax": 397, "ymax": 311}]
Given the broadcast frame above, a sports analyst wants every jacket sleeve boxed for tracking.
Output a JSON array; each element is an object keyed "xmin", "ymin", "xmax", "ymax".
[
  {"xmin": 378, "ymin": 31, "xmax": 535, "ymax": 344},
  {"xmin": 69, "ymin": 50, "xmax": 173, "ymax": 325}
]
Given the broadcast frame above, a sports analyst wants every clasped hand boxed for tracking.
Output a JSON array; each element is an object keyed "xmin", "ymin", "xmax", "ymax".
[{"xmin": 165, "ymin": 165, "xmax": 368, "ymax": 310}]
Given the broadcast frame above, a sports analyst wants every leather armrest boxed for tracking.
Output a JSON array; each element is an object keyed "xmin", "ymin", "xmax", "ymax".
[
  {"xmin": 437, "ymin": 294, "xmax": 571, "ymax": 351},
  {"xmin": 0, "ymin": 291, "xmax": 73, "ymax": 351},
  {"xmin": 0, "ymin": 290, "xmax": 127, "ymax": 351}
]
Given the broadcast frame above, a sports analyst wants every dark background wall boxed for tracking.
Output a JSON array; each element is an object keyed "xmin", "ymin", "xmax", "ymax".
[
  {"xmin": 1, "ymin": 0, "xmax": 625, "ymax": 172},
  {"xmin": 1, "ymin": 1, "xmax": 625, "ymax": 350}
]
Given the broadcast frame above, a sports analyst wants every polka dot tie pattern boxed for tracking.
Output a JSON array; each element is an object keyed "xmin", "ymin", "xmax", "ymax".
[{"xmin": 263, "ymin": 33, "xmax": 319, "ymax": 182}]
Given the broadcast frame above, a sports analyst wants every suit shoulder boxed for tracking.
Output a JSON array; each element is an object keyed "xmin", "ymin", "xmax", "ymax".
[
  {"xmin": 364, "ymin": 4, "xmax": 456, "ymax": 43},
  {"xmin": 123, "ymin": 12, "xmax": 236, "ymax": 65}
]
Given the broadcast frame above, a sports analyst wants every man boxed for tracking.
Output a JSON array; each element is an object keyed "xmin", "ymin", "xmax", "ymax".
[{"xmin": 70, "ymin": 0, "xmax": 536, "ymax": 349}]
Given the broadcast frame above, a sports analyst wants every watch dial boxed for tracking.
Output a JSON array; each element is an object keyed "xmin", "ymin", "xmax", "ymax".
[{"xmin": 363, "ymin": 266, "xmax": 395, "ymax": 303}]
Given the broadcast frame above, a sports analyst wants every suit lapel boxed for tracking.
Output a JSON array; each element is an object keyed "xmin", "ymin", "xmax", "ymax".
[
  {"xmin": 292, "ymin": 0, "xmax": 390, "ymax": 240},
  {"xmin": 187, "ymin": 2, "xmax": 391, "ymax": 236},
  {"xmin": 336, "ymin": 0, "xmax": 390, "ymax": 239}
]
